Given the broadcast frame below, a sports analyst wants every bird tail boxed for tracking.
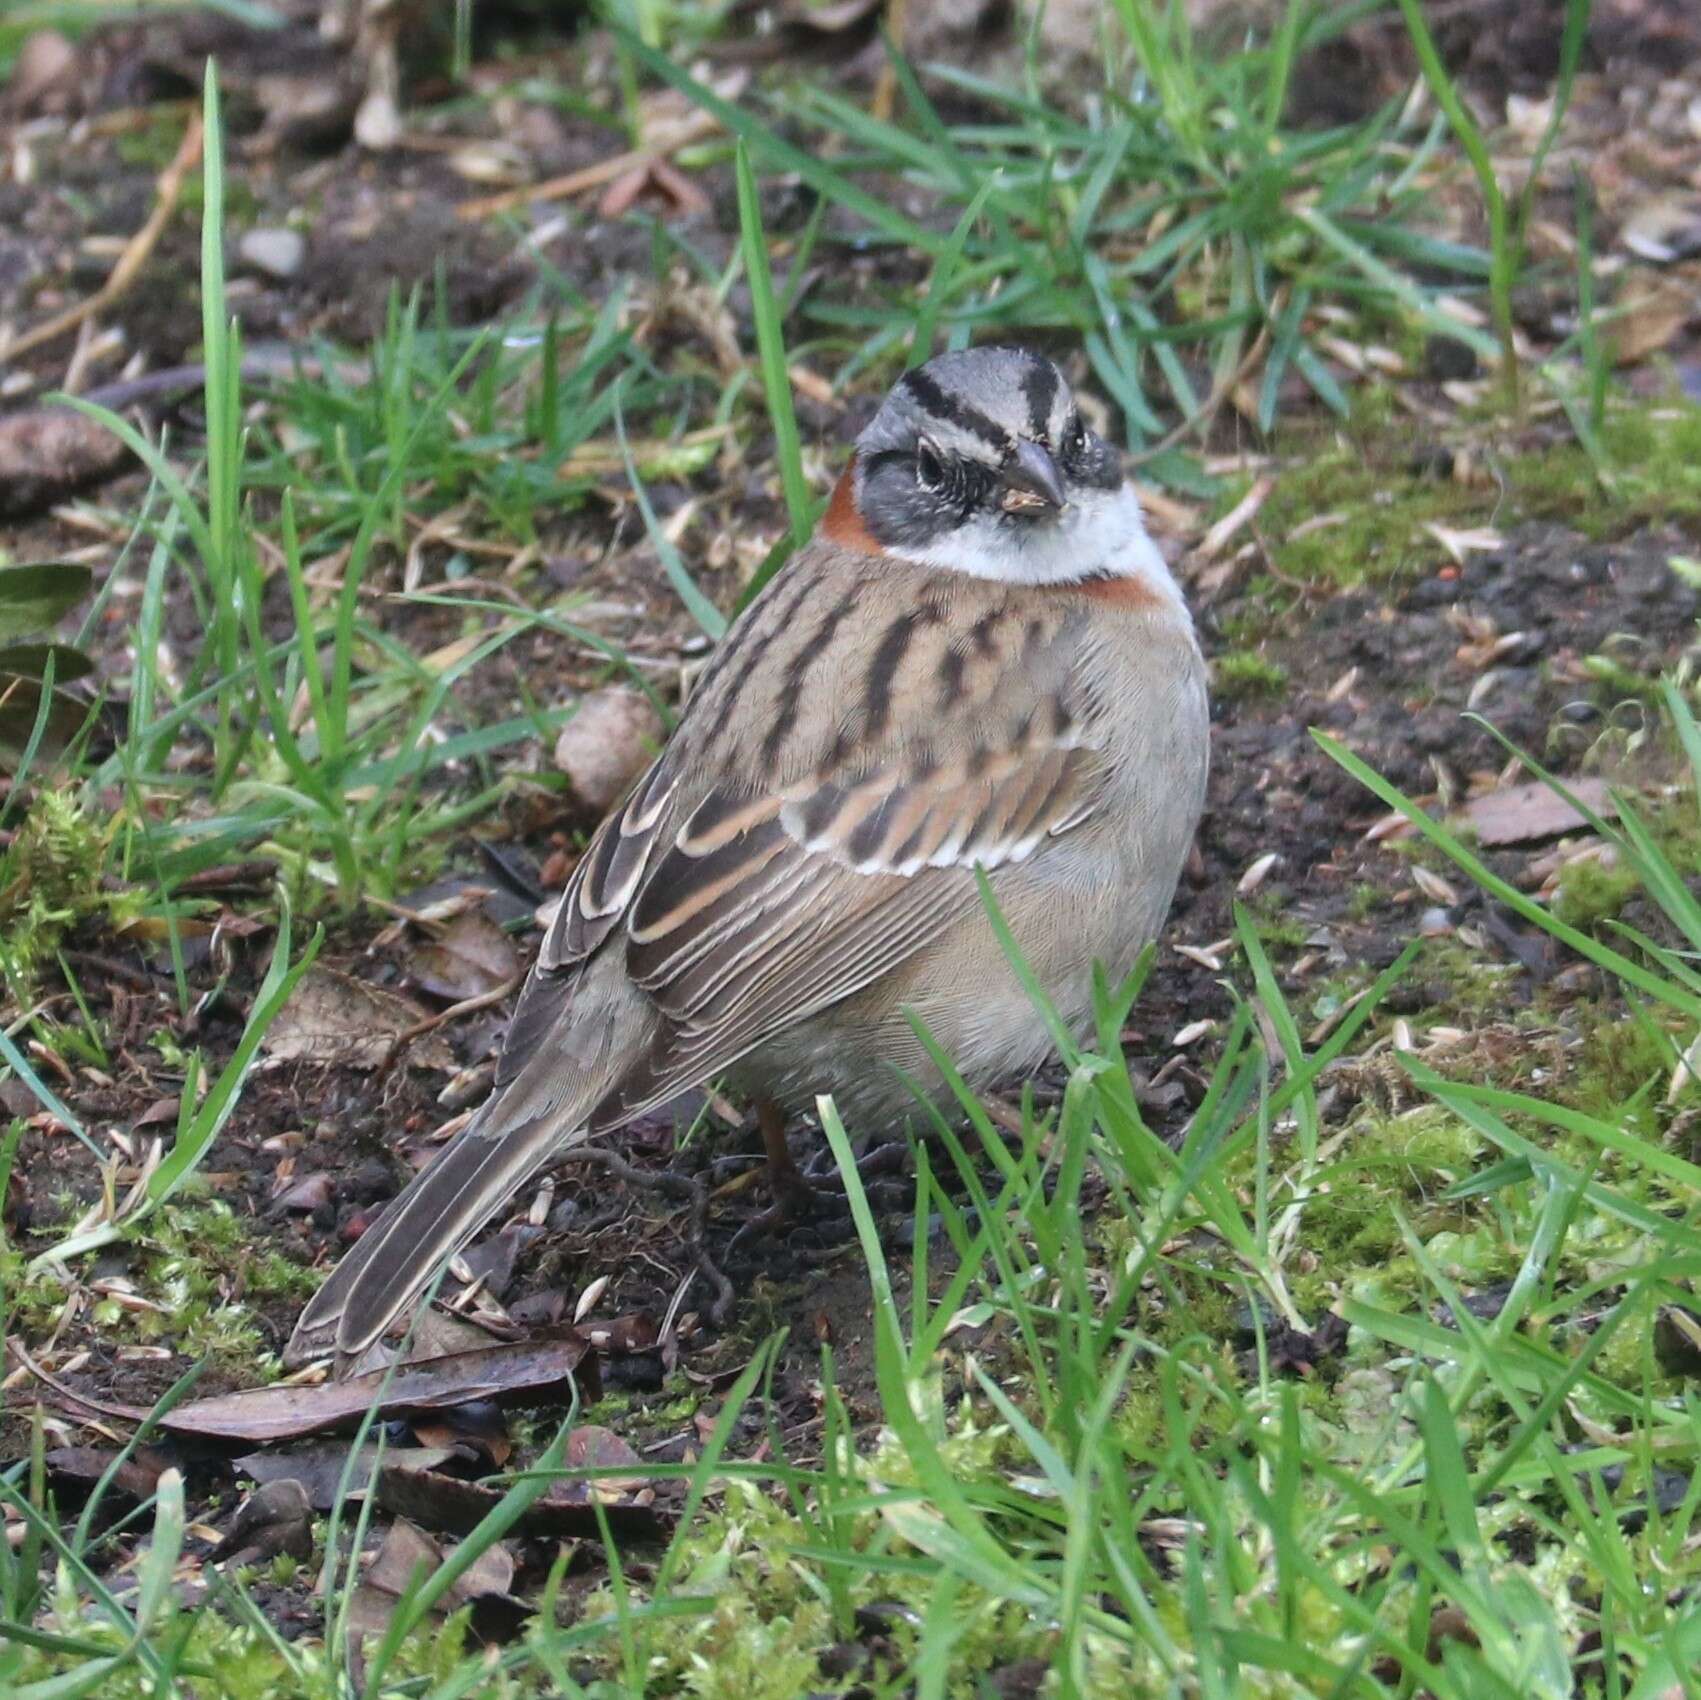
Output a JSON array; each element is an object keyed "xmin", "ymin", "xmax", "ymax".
[{"xmin": 284, "ymin": 1109, "xmax": 569, "ymax": 1369}]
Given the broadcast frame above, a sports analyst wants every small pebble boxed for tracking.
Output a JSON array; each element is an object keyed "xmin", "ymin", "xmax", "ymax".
[
  {"xmin": 554, "ymin": 685, "xmax": 665, "ymax": 812},
  {"xmin": 238, "ymin": 227, "xmax": 306, "ymax": 281},
  {"xmin": 1418, "ymin": 907, "xmax": 1454, "ymax": 938}
]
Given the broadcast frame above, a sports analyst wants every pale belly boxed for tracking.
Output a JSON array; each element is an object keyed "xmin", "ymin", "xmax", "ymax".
[{"xmin": 730, "ymin": 646, "xmax": 1210, "ymax": 1130}]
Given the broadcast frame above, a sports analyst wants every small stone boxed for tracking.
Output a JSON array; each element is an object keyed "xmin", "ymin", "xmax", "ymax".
[
  {"xmin": 8, "ymin": 30, "xmax": 76, "ymax": 116},
  {"xmin": 553, "ymin": 686, "xmax": 665, "ymax": 813},
  {"xmin": 238, "ymin": 227, "xmax": 306, "ymax": 281},
  {"xmin": 1418, "ymin": 906, "xmax": 1455, "ymax": 938}
]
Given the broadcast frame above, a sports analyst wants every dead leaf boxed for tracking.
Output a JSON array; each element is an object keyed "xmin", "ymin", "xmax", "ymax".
[
  {"xmin": 566, "ymin": 1425, "xmax": 643, "ymax": 1497},
  {"xmin": 1608, "ymin": 277, "xmax": 1693, "ymax": 367},
  {"xmin": 376, "ymin": 1461, "xmax": 666, "ymax": 1542},
  {"xmin": 44, "ymin": 1445, "xmax": 169, "ymax": 1503},
  {"xmin": 451, "ymin": 1224, "xmax": 537, "ymax": 1303},
  {"xmin": 270, "ymin": 1171, "xmax": 336, "ymax": 1214},
  {"xmin": 161, "ymin": 1337, "xmax": 596, "ymax": 1444},
  {"xmin": 1423, "ymin": 522, "xmax": 1504, "ymax": 565},
  {"xmin": 347, "ymin": 1518, "xmax": 530, "ymax": 1650},
  {"xmin": 261, "ymin": 968, "xmax": 454, "ymax": 1071},
  {"xmin": 234, "ymin": 1444, "xmax": 459, "ymax": 1510},
  {"xmin": 405, "ymin": 1309, "xmax": 509, "ymax": 1361},
  {"xmin": 582, "ymin": 1313, "xmax": 660, "ymax": 1356},
  {"xmin": 1454, "ymin": 779, "xmax": 1618, "ymax": 847},
  {"xmin": 409, "ymin": 910, "xmax": 520, "ymax": 1003},
  {"xmin": 209, "ymin": 1477, "xmax": 313, "ymax": 1567},
  {"xmin": 410, "ymin": 1405, "xmax": 512, "ymax": 1469},
  {"xmin": 1619, "ymin": 193, "xmax": 1701, "ymax": 265}
]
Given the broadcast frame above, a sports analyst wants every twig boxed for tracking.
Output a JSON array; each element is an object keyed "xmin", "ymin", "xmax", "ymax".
[
  {"xmin": 6, "ymin": 1336, "xmax": 149, "ymax": 1426},
  {"xmin": 872, "ymin": 0, "xmax": 909, "ymax": 124},
  {"xmin": 454, "ymin": 112, "xmax": 721, "ymax": 221},
  {"xmin": 0, "ymin": 113, "xmax": 204, "ymax": 367},
  {"xmin": 377, "ymin": 974, "xmax": 522, "ymax": 1079},
  {"xmin": 553, "ymin": 1148, "xmax": 735, "ymax": 1327}
]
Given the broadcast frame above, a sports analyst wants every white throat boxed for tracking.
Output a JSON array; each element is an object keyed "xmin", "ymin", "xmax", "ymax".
[{"xmin": 889, "ymin": 483, "xmax": 1189, "ymax": 617}]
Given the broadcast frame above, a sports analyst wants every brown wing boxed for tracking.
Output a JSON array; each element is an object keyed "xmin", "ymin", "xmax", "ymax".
[
  {"xmin": 501, "ymin": 732, "xmax": 1104, "ymax": 1124},
  {"xmin": 496, "ymin": 550, "xmax": 1111, "ymax": 1121}
]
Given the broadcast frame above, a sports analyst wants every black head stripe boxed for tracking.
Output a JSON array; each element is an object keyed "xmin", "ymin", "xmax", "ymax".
[
  {"xmin": 901, "ymin": 367, "xmax": 1010, "ymax": 453},
  {"xmin": 1020, "ymin": 357, "xmax": 1060, "ymax": 441}
]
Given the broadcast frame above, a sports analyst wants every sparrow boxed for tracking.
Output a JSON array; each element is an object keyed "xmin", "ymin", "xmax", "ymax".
[{"xmin": 287, "ymin": 346, "xmax": 1209, "ymax": 1366}]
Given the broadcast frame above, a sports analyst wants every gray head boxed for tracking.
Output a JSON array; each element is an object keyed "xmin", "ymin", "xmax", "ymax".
[{"xmin": 849, "ymin": 348, "xmax": 1125, "ymax": 579}]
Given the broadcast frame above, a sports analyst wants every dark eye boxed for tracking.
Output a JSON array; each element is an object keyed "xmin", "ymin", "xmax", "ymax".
[
  {"xmin": 916, "ymin": 442, "xmax": 946, "ymax": 491},
  {"xmin": 1064, "ymin": 415, "xmax": 1087, "ymax": 459}
]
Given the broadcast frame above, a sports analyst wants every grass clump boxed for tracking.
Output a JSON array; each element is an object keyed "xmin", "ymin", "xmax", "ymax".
[
  {"xmin": 1510, "ymin": 399, "xmax": 1701, "ymax": 535},
  {"xmin": 0, "ymin": 790, "xmax": 118, "ymax": 993},
  {"xmin": 1212, "ymin": 647, "xmax": 1289, "ymax": 701}
]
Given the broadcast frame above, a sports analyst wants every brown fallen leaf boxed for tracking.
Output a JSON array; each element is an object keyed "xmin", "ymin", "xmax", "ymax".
[
  {"xmin": 596, "ymin": 156, "xmax": 711, "ymax": 220},
  {"xmin": 1454, "ymin": 778, "xmax": 1618, "ymax": 847},
  {"xmin": 347, "ymin": 1518, "xmax": 529, "ymax": 1651},
  {"xmin": 581, "ymin": 1312, "xmax": 660, "ymax": 1355},
  {"xmin": 376, "ymin": 1461, "xmax": 667, "ymax": 1542},
  {"xmin": 45, "ymin": 1445, "xmax": 169, "ymax": 1503},
  {"xmin": 409, "ymin": 909, "xmax": 520, "ymax": 1003},
  {"xmin": 271, "ymin": 1171, "xmax": 336, "ymax": 1215},
  {"xmin": 261, "ymin": 967, "xmax": 454, "ymax": 1071},
  {"xmin": 209, "ymin": 1477, "xmax": 313, "ymax": 1567},
  {"xmin": 411, "ymin": 1404, "xmax": 512, "ymax": 1469},
  {"xmin": 451, "ymin": 1224, "xmax": 538, "ymax": 1305},
  {"xmin": 235, "ymin": 1444, "xmax": 460, "ymax": 1510},
  {"xmin": 566, "ymin": 1425, "xmax": 644, "ymax": 1498},
  {"xmin": 160, "ymin": 1337, "xmax": 597, "ymax": 1444},
  {"xmin": 403, "ymin": 1310, "xmax": 511, "ymax": 1364},
  {"xmin": 1608, "ymin": 277, "xmax": 1693, "ymax": 367}
]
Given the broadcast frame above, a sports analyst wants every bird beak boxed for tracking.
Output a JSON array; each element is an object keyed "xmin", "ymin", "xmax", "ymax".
[{"xmin": 999, "ymin": 439, "xmax": 1066, "ymax": 515}]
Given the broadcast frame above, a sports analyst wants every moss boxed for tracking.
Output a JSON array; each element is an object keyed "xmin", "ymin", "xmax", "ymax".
[
  {"xmin": 1246, "ymin": 394, "xmax": 1701, "ymax": 599},
  {"xmin": 0, "ymin": 790, "xmax": 114, "ymax": 991},
  {"xmin": 1567, "ymin": 1005, "xmax": 1675, "ymax": 1124},
  {"xmin": 1410, "ymin": 937, "xmax": 1523, "ymax": 1020},
  {"xmin": 1298, "ymin": 1106, "xmax": 1483, "ymax": 1273},
  {"xmin": 1553, "ymin": 852, "xmax": 1641, "ymax": 930},
  {"xmin": 1253, "ymin": 435, "xmax": 1486, "ymax": 589},
  {"xmin": 1505, "ymin": 400, "xmax": 1701, "ymax": 536},
  {"xmin": 1213, "ymin": 648, "xmax": 1290, "ymax": 701},
  {"xmin": 1346, "ymin": 882, "xmax": 1384, "ymax": 921},
  {"xmin": 1242, "ymin": 902, "xmax": 1309, "ymax": 951}
]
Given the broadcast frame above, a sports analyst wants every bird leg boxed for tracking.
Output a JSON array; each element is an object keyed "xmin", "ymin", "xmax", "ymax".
[
  {"xmin": 757, "ymin": 1099, "xmax": 818, "ymax": 1210},
  {"xmin": 722, "ymin": 1100, "xmax": 824, "ymax": 1252}
]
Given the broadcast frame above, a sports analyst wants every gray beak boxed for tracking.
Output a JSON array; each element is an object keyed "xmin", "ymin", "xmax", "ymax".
[{"xmin": 998, "ymin": 439, "xmax": 1066, "ymax": 515}]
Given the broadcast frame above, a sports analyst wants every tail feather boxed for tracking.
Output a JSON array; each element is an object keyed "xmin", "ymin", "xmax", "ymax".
[{"xmin": 284, "ymin": 1113, "xmax": 566, "ymax": 1368}]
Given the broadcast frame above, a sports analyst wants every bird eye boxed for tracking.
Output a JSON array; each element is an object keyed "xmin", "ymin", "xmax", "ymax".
[
  {"xmin": 1064, "ymin": 414, "xmax": 1087, "ymax": 458},
  {"xmin": 915, "ymin": 442, "xmax": 946, "ymax": 492}
]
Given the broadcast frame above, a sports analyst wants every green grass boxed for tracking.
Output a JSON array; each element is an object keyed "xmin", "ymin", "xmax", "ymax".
[{"xmin": 10, "ymin": 1, "xmax": 1701, "ymax": 1693}]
